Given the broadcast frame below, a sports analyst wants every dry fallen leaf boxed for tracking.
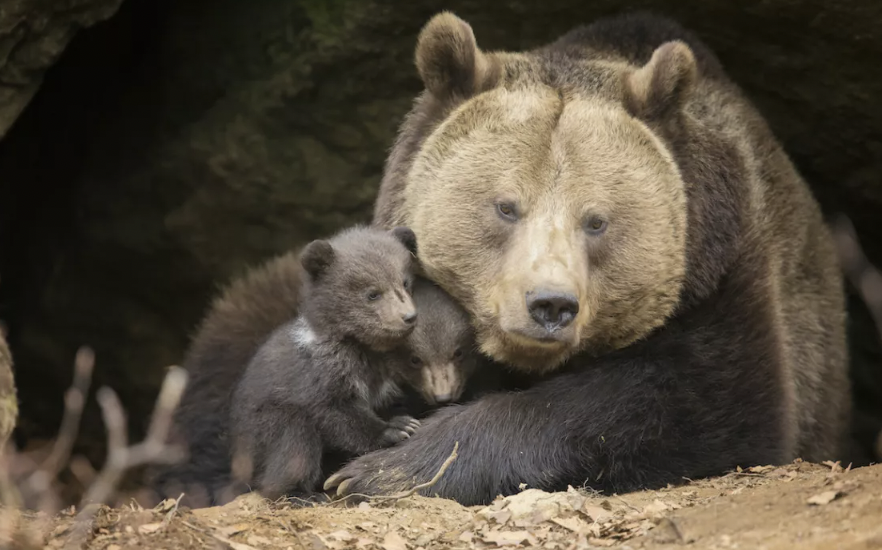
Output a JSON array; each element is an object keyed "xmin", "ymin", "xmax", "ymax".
[
  {"xmin": 247, "ymin": 535, "xmax": 272, "ymax": 546},
  {"xmin": 483, "ymin": 509, "xmax": 513, "ymax": 525},
  {"xmin": 551, "ymin": 516, "xmax": 589, "ymax": 534},
  {"xmin": 218, "ymin": 523, "xmax": 251, "ymax": 537},
  {"xmin": 137, "ymin": 523, "xmax": 164, "ymax": 535},
  {"xmin": 481, "ymin": 530, "xmax": 539, "ymax": 547},
  {"xmin": 328, "ymin": 530, "xmax": 354, "ymax": 542},
  {"xmin": 807, "ymin": 490, "xmax": 841, "ymax": 505},
  {"xmin": 382, "ymin": 530, "xmax": 409, "ymax": 550},
  {"xmin": 458, "ymin": 531, "xmax": 474, "ymax": 543},
  {"xmin": 642, "ymin": 499, "xmax": 670, "ymax": 516},
  {"xmin": 213, "ymin": 533, "xmax": 259, "ymax": 550},
  {"xmin": 581, "ymin": 505, "xmax": 613, "ymax": 523}
]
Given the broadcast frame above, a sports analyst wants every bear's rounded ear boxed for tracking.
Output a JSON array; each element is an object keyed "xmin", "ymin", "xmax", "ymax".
[
  {"xmin": 390, "ymin": 226, "xmax": 418, "ymax": 256},
  {"xmin": 415, "ymin": 11, "xmax": 498, "ymax": 99},
  {"xmin": 300, "ymin": 239, "xmax": 335, "ymax": 280},
  {"xmin": 623, "ymin": 40, "xmax": 697, "ymax": 122}
]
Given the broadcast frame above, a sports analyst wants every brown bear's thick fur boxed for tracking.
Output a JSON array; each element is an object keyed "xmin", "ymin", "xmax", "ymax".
[
  {"xmin": 149, "ymin": 251, "xmax": 306, "ymax": 506},
  {"xmin": 325, "ymin": 10, "xmax": 851, "ymax": 505}
]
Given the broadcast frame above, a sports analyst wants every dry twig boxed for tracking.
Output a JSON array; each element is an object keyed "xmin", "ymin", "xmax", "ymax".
[
  {"xmin": 333, "ymin": 441, "xmax": 459, "ymax": 506},
  {"xmin": 831, "ymin": 215, "xmax": 882, "ymax": 344},
  {"xmin": 18, "ymin": 348, "xmax": 95, "ymax": 514},
  {"xmin": 63, "ymin": 366, "xmax": 188, "ymax": 549}
]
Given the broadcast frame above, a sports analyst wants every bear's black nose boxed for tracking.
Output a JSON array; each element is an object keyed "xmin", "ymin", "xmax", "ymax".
[
  {"xmin": 526, "ymin": 290, "xmax": 579, "ymax": 331},
  {"xmin": 402, "ymin": 311, "xmax": 417, "ymax": 325}
]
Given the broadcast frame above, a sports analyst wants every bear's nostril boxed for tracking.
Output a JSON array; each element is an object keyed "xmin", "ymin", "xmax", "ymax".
[
  {"xmin": 402, "ymin": 311, "xmax": 417, "ymax": 325},
  {"xmin": 526, "ymin": 290, "xmax": 579, "ymax": 331}
]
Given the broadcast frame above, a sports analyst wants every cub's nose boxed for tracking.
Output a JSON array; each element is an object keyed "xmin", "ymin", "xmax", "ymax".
[
  {"xmin": 434, "ymin": 392, "xmax": 452, "ymax": 404},
  {"xmin": 526, "ymin": 290, "xmax": 579, "ymax": 331},
  {"xmin": 402, "ymin": 311, "xmax": 417, "ymax": 325}
]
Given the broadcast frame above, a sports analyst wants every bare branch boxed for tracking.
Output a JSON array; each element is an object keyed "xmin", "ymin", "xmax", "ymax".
[
  {"xmin": 831, "ymin": 215, "xmax": 882, "ymax": 344},
  {"xmin": 63, "ymin": 366, "xmax": 188, "ymax": 549},
  {"xmin": 42, "ymin": 347, "xmax": 95, "ymax": 478}
]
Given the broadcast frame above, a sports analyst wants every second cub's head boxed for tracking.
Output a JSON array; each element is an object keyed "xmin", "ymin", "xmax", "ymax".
[{"xmin": 299, "ymin": 225, "xmax": 419, "ymax": 351}]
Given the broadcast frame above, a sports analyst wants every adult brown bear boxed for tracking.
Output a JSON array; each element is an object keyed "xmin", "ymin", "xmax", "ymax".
[{"xmin": 323, "ymin": 11, "xmax": 850, "ymax": 505}]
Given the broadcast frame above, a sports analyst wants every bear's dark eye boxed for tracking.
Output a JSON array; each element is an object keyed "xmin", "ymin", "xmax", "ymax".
[
  {"xmin": 496, "ymin": 202, "xmax": 518, "ymax": 222},
  {"xmin": 367, "ymin": 290, "xmax": 381, "ymax": 301},
  {"xmin": 453, "ymin": 348, "xmax": 463, "ymax": 359},
  {"xmin": 410, "ymin": 356, "xmax": 422, "ymax": 367},
  {"xmin": 403, "ymin": 278, "xmax": 410, "ymax": 290},
  {"xmin": 585, "ymin": 216, "xmax": 608, "ymax": 235}
]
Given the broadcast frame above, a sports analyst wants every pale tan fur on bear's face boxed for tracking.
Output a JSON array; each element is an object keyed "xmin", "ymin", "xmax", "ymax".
[{"xmin": 402, "ymin": 81, "xmax": 688, "ymax": 371}]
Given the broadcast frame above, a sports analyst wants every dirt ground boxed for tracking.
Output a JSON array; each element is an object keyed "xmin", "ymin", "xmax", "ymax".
[{"xmin": 10, "ymin": 460, "xmax": 882, "ymax": 550}]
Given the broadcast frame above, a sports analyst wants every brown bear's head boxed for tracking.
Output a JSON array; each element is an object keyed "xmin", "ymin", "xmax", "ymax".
[{"xmin": 377, "ymin": 12, "xmax": 701, "ymax": 372}]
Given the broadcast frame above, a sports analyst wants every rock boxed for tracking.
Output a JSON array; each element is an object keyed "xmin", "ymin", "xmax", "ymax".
[
  {"xmin": 0, "ymin": 0, "xmax": 879, "ymax": 475},
  {"xmin": 0, "ymin": 327, "xmax": 16, "ymax": 447},
  {"xmin": 0, "ymin": 0, "xmax": 123, "ymax": 138}
]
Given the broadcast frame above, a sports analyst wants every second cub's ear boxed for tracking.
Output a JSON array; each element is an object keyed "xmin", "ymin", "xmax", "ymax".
[
  {"xmin": 300, "ymin": 240, "xmax": 335, "ymax": 280},
  {"xmin": 390, "ymin": 226, "xmax": 418, "ymax": 256},
  {"xmin": 415, "ymin": 11, "xmax": 498, "ymax": 99},
  {"xmin": 623, "ymin": 40, "xmax": 697, "ymax": 121}
]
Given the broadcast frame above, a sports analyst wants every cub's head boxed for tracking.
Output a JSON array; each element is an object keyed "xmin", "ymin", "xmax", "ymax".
[
  {"xmin": 299, "ymin": 225, "xmax": 419, "ymax": 351},
  {"xmin": 379, "ymin": 12, "xmax": 698, "ymax": 372},
  {"xmin": 396, "ymin": 276, "xmax": 478, "ymax": 406}
]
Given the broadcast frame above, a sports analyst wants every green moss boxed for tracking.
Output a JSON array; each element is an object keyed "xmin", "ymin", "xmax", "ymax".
[{"xmin": 299, "ymin": 0, "xmax": 359, "ymax": 44}]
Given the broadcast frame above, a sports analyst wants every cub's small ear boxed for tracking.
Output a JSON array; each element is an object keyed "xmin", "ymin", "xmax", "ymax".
[
  {"xmin": 390, "ymin": 226, "xmax": 418, "ymax": 256},
  {"xmin": 300, "ymin": 239, "xmax": 335, "ymax": 280},
  {"xmin": 415, "ymin": 11, "xmax": 498, "ymax": 99},
  {"xmin": 623, "ymin": 40, "xmax": 697, "ymax": 121}
]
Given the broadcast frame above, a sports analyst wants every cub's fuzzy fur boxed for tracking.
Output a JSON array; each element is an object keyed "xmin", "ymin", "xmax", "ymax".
[
  {"xmin": 324, "ymin": 11, "xmax": 850, "ymax": 505},
  {"xmin": 230, "ymin": 225, "xmax": 422, "ymax": 500},
  {"xmin": 150, "ymin": 248, "xmax": 308, "ymax": 506}
]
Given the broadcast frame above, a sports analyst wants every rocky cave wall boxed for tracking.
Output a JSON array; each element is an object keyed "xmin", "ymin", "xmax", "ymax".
[{"xmin": 0, "ymin": 0, "xmax": 880, "ymax": 469}]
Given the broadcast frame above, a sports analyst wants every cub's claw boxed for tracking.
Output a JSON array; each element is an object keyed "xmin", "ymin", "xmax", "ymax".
[
  {"xmin": 388, "ymin": 415, "xmax": 421, "ymax": 434},
  {"xmin": 380, "ymin": 427, "xmax": 411, "ymax": 445}
]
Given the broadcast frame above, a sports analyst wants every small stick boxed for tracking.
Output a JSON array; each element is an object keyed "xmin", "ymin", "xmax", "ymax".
[
  {"xmin": 14, "ymin": 348, "xmax": 95, "ymax": 514},
  {"xmin": 161, "ymin": 493, "xmax": 186, "ymax": 527},
  {"xmin": 63, "ymin": 367, "xmax": 188, "ymax": 550},
  {"xmin": 831, "ymin": 215, "xmax": 882, "ymax": 345},
  {"xmin": 335, "ymin": 441, "xmax": 459, "ymax": 505},
  {"xmin": 41, "ymin": 348, "xmax": 96, "ymax": 478}
]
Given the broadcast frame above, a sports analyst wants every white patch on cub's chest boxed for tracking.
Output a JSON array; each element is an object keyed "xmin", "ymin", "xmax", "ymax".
[{"xmin": 288, "ymin": 317, "xmax": 316, "ymax": 348}]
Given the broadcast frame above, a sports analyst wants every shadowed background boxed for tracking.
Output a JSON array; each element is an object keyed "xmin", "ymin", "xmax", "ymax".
[{"xmin": 0, "ymin": 0, "xmax": 879, "ymax": 492}]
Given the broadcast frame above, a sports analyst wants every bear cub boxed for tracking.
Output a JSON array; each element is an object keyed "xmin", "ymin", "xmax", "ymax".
[{"xmin": 228, "ymin": 225, "xmax": 476, "ymax": 501}]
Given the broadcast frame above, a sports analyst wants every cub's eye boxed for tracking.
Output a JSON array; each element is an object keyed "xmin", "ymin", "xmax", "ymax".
[
  {"xmin": 409, "ymin": 356, "xmax": 422, "ymax": 367},
  {"xmin": 403, "ymin": 278, "xmax": 410, "ymax": 290},
  {"xmin": 453, "ymin": 348, "xmax": 463, "ymax": 359},
  {"xmin": 585, "ymin": 216, "xmax": 608, "ymax": 235},
  {"xmin": 367, "ymin": 290, "xmax": 381, "ymax": 301},
  {"xmin": 496, "ymin": 202, "xmax": 518, "ymax": 222}
]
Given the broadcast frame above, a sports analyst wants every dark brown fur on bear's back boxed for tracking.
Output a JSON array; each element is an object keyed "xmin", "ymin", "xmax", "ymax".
[
  {"xmin": 150, "ymin": 251, "xmax": 304, "ymax": 506},
  {"xmin": 328, "ymin": 10, "xmax": 850, "ymax": 505}
]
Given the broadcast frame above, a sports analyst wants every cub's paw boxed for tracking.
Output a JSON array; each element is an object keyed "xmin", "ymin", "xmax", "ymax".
[
  {"xmin": 388, "ymin": 415, "xmax": 421, "ymax": 435},
  {"xmin": 379, "ymin": 426, "xmax": 411, "ymax": 446}
]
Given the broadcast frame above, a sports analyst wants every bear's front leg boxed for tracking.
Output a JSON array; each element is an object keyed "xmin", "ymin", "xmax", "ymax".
[{"xmin": 324, "ymin": 337, "xmax": 792, "ymax": 506}]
